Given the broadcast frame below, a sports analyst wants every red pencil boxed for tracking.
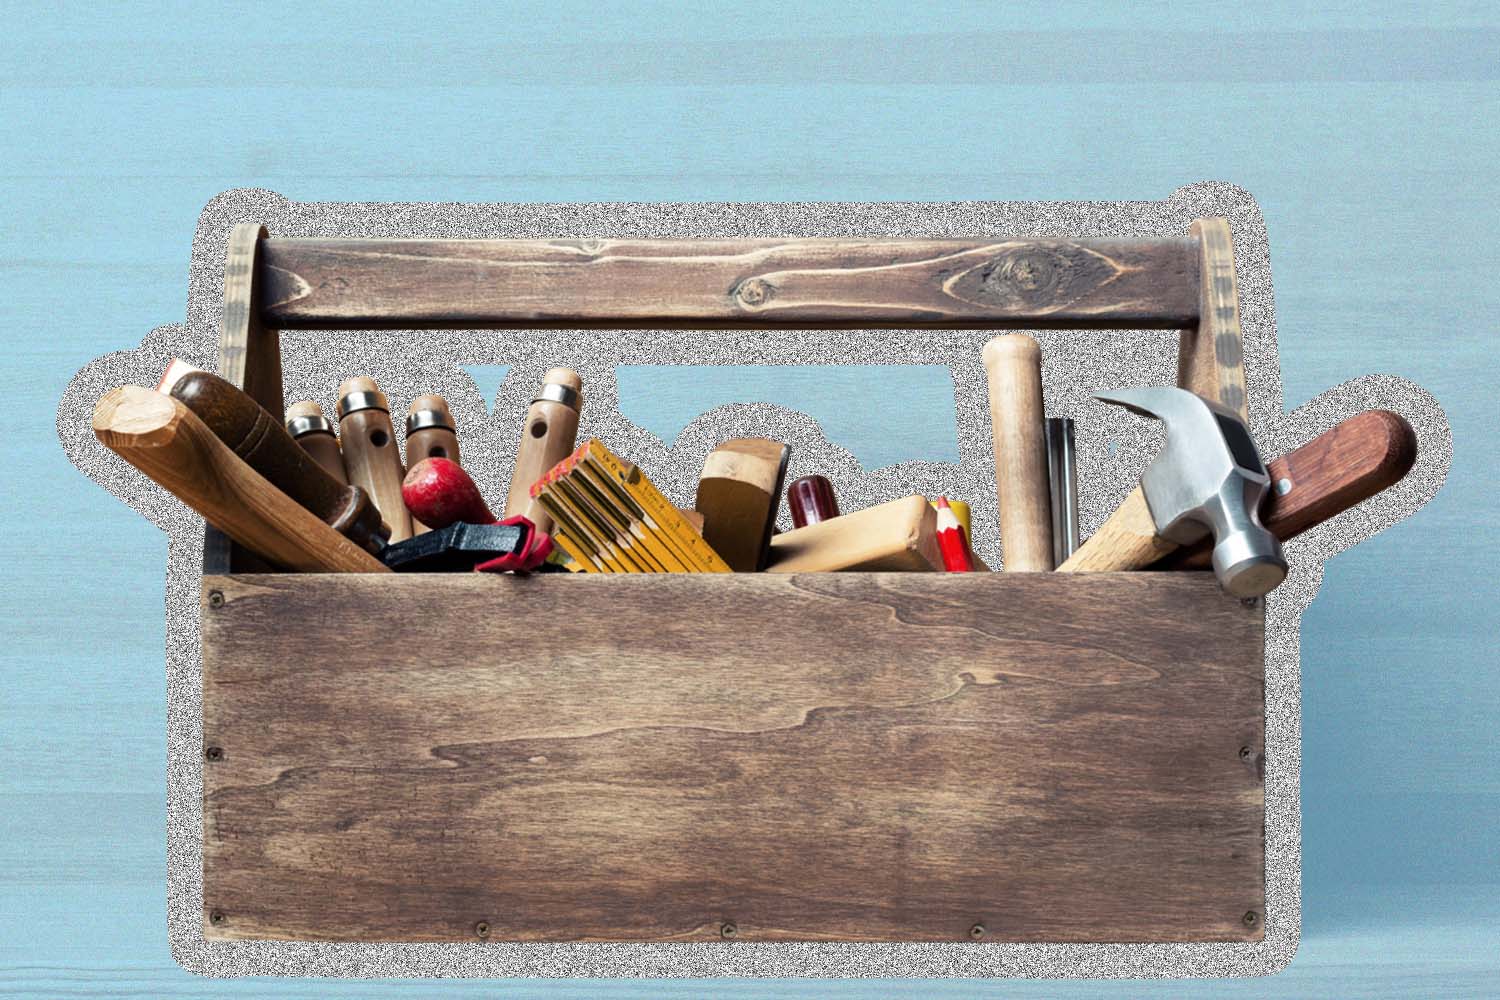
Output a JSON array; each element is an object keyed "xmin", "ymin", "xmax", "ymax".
[{"xmin": 934, "ymin": 497, "xmax": 973, "ymax": 572}]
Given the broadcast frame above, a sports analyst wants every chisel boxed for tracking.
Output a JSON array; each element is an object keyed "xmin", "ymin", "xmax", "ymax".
[
  {"xmin": 505, "ymin": 368, "xmax": 582, "ymax": 535},
  {"xmin": 404, "ymin": 394, "xmax": 462, "ymax": 534},
  {"xmin": 1045, "ymin": 417, "xmax": 1080, "ymax": 564},
  {"xmin": 338, "ymin": 377, "xmax": 413, "ymax": 542},
  {"xmin": 285, "ymin": 400, "xmax": 348, "ymax": 485}
]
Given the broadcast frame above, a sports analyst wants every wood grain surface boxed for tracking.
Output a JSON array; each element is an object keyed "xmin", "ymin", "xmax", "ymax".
[
  {"xmin": 202, "ymin": 571, "xmax": 1264, "ymax": 944},
  {"xmin": 254, "ymin": 236, "xmax": 1200, "ymax": 329}
]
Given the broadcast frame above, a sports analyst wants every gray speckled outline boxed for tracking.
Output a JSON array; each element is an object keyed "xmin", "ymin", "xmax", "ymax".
[{"xmin": 55, "ymin": 183, "xmax": 1451, "ymax": 979}]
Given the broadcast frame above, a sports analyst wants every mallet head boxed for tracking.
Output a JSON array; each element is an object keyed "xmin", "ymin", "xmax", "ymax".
[{"xmin": 1096, "ymin": 386, "xmax": 1287, "ymax": 598}]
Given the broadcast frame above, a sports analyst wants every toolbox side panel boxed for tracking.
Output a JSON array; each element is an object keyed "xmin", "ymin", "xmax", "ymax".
[{"xmin": 201, "ymin": 572, "xmax": 1264, "ymax": 943}]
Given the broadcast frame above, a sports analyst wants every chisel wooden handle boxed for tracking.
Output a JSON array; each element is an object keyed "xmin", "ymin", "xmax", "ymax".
[
  {"xmin": 166, "ymin": 370, "xmax": 388, "ymax": 555},
  {"xmin": 1156, "ymin": 410, "xmax": 1417, "ymax": 570},
  {"xmin": 505, "ymin": 368, "xmax": 582, "ymax": 534},
  {"xmin": 982, "ymin": 335, "xmax": 1054, "ymax": 571},
  {"xmin": 338, "ymin": 377, "xmax": 413, "ymax": 542},
  {"xmin": 405, "ymin": 394, "xmax": 462, "ymax": 535},
  {"xmin": 405, "ymin": 395, "xmax": 461, "ymax": 465},
  {"xmin": 285, "ymin": 400, "xmax": 348, "ymax": 485},
  {"xmin": 93, "ymin": 387, "xmax": 388, "ymax": 573}
]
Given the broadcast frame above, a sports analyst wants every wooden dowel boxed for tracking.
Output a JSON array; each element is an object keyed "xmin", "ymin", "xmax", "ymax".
[
  {"xmin": 94, "ymin": 387, "xmax": 389, "ymax": 573},
  {"xmin": 983, "ymin": 335, "xmax": 1055, "ymax": 571}
]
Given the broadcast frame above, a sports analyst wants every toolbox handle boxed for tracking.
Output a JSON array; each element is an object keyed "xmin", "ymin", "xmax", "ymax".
[{"xmin": 209, "ymin": 221, "xmax": 1247, "ymax": 572}]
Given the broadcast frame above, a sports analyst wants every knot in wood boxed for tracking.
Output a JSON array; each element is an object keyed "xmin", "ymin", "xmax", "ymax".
[
  {"xmin": 734, "ymin": 278, "xmax": 774, "ymax": 308},
  {"xmin": 959, "ymin": 244, "xmax": 1115, "ymax": 312},
  {"xmin": 982, "ymin": 248, "xmax": 1070, "ymax": 307}
]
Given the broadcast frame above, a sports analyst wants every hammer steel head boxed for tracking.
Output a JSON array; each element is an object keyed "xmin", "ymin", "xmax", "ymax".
[{"xmin": 1096, "ymin": 386, "xmax": 1287, "ymax": 598}]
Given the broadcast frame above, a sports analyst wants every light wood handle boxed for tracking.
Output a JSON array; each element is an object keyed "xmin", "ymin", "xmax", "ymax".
[
  {"xmin": 982, "ymin": 335, "xmax": 1054, "ymax": 571},
  {"xmin": 338, "ymin": 378, "xmax": 412, "ymax": 543},
  {"xmin": 405, "ymin": 415, "xmax": 461, "ymax": 465},
  {"xmin": 1056, "ymin": 486, "xmax": 1178, "ymax": 573},
  {"xmin": 505, "ymin": 368, "xmax": 582, "ymax": 534},
  {"xmin": 286, "ymin": 401, "xmax": 348, "ymax": 485},
  {"xmin": 405, "ymin": 394, "xmax": 462, "ymax": 536},
  {"xmin": 93, "ymin": 387, "xmax": 388, "ymax": 573}
]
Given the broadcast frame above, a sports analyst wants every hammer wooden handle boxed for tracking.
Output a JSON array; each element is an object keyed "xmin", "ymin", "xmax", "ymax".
[
  {"xmin": 982, "ymin": 335, "xmax": 1054, "ymax": 571},
  {"xmin": 94, "ymin": 387, "xmax": 388, "ymax": 573},
  {"xmin": 1063, "ymin": 409, "xmax": 1418, "ymax": 574},
  {"xmin": 1156, "ymin": 410, "xmax": 1416, "ymax": 570},
  {"xmin": 1056, "ymin": 485, "xmax": 1176, "ymax": 573},
  {"xmin": 169, "ymin": 370, "xmax": 387, "ymax": 555}
]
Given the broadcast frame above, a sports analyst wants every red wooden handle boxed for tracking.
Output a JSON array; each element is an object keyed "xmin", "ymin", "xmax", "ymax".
[
  {"xmin": 402, "ymin": 458, "xmax": 497, "ymax": 530},
  {"xmin": 1156, "ymin": 409, "xmax": 1417, "ymax": 570}
]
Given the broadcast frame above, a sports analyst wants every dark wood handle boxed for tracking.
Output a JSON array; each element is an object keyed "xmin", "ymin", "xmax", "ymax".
[
  {"xmin": 95, "ymin": 388, "xmax": 388, "ymax": 573},
  {"xmin": 1156, "ymin": 409, "xmax": 1417, "ymax": 570},
  {"xmin": 170, "ymin": 371, "xmax": 389, "ymax": 554}
]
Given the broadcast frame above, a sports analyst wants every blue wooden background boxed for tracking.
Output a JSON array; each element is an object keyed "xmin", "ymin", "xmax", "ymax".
[{"xmin": 4, "ymin": 2, "xmax": 1497, "ymax": 995}]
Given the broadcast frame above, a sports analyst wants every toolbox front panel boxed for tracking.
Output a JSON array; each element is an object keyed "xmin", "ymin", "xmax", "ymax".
[{"xmin": 201, "ymin": 571, "xmax": 1265, "ymax": 943}]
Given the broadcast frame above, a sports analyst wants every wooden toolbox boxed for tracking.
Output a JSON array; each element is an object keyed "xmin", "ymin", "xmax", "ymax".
[{"xmin": 200, "ymin": 221, "xmax": 1265, "ymax": 944}]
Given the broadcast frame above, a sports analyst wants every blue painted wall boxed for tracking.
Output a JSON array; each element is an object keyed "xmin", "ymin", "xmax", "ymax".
[{"xmin": 3, "ymin": 3, "xmax": 1496, "ymax": 995}]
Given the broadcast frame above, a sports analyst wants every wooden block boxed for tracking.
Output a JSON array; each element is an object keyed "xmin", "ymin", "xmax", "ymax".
[
  {"xmin": 201, "ymin": 571, "xmax": 1264, "ymax": 943},
  {"xmin": 766, "ymin": 495, "xmax": 942, "ymax": 573},
  {"xmin": 695, "ymin": 437, "xmax": 790, "ymax": 571}
]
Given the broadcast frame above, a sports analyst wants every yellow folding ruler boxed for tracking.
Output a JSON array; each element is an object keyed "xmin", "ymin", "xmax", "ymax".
[{"xmin": 531, "ymin": 439, "xmax": 732, "ymax": 573}]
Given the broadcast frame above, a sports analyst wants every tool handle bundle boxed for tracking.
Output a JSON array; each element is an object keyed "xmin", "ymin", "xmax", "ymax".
[{"xmin": 93, "ymin": 341, "xmax": 1416, "ymax": 592}]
